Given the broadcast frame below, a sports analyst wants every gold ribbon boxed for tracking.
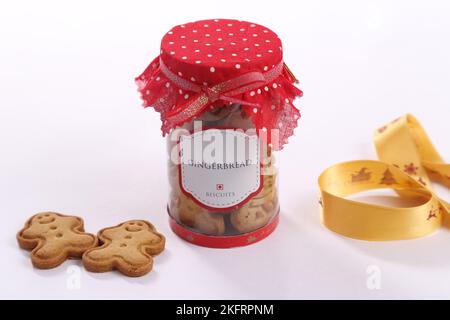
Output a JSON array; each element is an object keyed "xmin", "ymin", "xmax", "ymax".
[{"xmin": 318, "ymin": 114, "xmax": 449, "ymax": 241}]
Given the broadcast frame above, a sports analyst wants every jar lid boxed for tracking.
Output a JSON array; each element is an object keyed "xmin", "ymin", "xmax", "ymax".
[
  {"xmin": 136, "ymin": 19, "xmax": 302, "ymax": 149},
  {"xmin": 160, "ymin": 19, "xmax": 283, "ymax": 84}
]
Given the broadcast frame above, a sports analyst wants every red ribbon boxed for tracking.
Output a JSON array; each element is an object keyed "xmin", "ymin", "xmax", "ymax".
[{"xmin": 159, "ymin": 58, "xmax": 284, "ymax": 131}]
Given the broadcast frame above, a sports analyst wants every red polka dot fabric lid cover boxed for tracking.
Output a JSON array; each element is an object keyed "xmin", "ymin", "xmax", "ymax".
[{"xmin": 135, "ymin": 19, "xmax": 302, "ymax": 149}]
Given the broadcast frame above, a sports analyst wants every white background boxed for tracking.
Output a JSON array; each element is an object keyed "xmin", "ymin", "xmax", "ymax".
[{"xmin": 1, "ymin": 0, "xmax": 449, "ymax": 299}]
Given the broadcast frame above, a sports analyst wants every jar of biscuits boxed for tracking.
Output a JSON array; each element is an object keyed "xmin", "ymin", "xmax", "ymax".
[{"xmin": 136, "ymin": 19, "xmax": 302, "ymax": 248}]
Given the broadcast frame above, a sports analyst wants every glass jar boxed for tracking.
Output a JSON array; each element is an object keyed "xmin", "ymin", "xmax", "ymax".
[
  {"xmin": 166, "ymin": 104, "xmax": 279, "ymax": 246},
  {"xmin": 135, "ymin": 18, "xmax": 302, "ymax": 248}
]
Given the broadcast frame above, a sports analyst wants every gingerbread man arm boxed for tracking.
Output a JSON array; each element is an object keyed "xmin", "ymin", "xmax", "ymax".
[
  {"xmin": 141, "ymin": 223, "xmax": 166, "ymax": 256},
  {"xmin": 17, "ymin": 219, "xmax": 42, "ymax": 251}
]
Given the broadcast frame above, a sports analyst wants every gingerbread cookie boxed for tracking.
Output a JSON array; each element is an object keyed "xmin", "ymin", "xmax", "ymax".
[
  {"xmin": 257, "ymin": 172, "xmax": 277, "ymax": 198},
  {"xmin": 82, "ymin": 220, "xmax": 165, "ymax": 277},
  {"xmin": 17, "ymin": 212, "xmax": 97, "ymax": 269},
  {"xmin": 250, "ymin": 177, "xmax": 277, "ymax": 207},
  {"xmin": 170, "ymin": 192, "xmax": 225, "ymax": 235},
  {"xmin": 230, "ymin": 174, "xmax": 279, "ymax": 233},
  {"xmin": 230, "ymin": 199, "xmax": 277, "ymax": 233}
]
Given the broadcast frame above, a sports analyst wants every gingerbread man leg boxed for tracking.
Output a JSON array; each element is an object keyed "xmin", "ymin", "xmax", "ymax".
[{"xmin": 83, "ymin": 245, "xmax": 154, "ymax": 276}]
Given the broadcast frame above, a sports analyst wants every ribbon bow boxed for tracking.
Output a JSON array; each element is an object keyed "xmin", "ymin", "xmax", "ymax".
[
  {"xmin": 201, "ymin": 85, "xmax": 220, "ymax": 102},
  {"xmin": 159, "ymin": 58, "xmax": 284, "ymax": 131}
]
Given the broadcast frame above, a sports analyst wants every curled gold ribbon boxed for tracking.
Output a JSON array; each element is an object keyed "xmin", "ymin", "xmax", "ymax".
[{"xmin": 318, "ymin": 114, "xmax": 449, "ymax": 241}]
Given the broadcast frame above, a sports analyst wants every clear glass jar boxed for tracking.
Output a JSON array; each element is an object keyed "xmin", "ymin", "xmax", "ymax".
[{"xmin": 166, "ymin": 104, "xmax": 279, "ymax": 239}]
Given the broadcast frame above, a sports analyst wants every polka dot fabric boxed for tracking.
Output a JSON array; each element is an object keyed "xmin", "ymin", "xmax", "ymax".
[
  {"xmin": 160, "ymin": 19, "xmax": 283, "ymax": 84},
  {"xmin": 136, "ymin": 19, "xmax": 303, "ymax": 149}
]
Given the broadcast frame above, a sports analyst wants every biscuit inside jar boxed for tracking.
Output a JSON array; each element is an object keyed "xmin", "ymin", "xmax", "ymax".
[
  {"xmin": 167, "ymin": 104, "xmax": 279, "ymax": 236},
  {"xmin": 170, "ymin": 191, "xmax": 225, "ymax": 236},
  {"xmin": 230, "ymin": 175, "xmax": 279, "ymax": 234}
]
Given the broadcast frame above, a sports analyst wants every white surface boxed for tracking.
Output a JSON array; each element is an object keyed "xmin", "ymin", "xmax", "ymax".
[{"xmin": 1, "ymin": 0, "xmax": 449, "ymax": 300}]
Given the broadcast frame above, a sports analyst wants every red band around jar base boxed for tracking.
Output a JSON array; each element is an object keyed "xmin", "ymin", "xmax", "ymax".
[{"xmin": 168, "ymin": 211, "xmax": 279, "ymax": 248}]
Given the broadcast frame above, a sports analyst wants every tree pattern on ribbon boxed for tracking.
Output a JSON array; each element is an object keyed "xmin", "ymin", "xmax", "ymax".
[{"xmin": 380, "ymin": 169, "xmax": 398, "ymax": 185}]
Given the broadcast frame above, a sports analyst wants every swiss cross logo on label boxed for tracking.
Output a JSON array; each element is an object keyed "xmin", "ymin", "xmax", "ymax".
[{"xmin": 179, "ymin": 128, "xmax": 261, "ymax": 210}]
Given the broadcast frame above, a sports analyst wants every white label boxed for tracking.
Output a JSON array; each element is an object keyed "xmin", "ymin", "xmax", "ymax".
[{"xmin": 179, "ymin": 129, "xmax": 261, "ymax": 209}]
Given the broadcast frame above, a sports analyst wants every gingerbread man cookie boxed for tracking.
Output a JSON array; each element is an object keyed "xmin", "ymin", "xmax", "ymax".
[
  {"xmin": 82, "ymin": 220, "xmax": 165, "ymax": 277},
  {"xmin": 250, "ymin": 174, "xmax": 277, "ymax": 206},
  {"xmin": 230, "ymin": 199, "xmax": 278, "ymax": 233},
  {"xmin": 170, "ymin": 192, "xmax": 225, "ymax": 236},
  {"xmin": 230, "ymin": 175, "xmax": 279, "ymax": 233},
  {"xmin": 17, "ymin": 212, "xmax": 97, "ymax": 269}
]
